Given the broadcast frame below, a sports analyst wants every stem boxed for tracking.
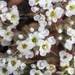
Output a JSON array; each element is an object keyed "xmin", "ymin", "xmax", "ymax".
[
  {"xmin": 51, "ymin": 50, "xmax": 59, "ymax": 57},
  {"xmin": 13, "ymin": 50, "xmax": 19, "ymax": 56}
]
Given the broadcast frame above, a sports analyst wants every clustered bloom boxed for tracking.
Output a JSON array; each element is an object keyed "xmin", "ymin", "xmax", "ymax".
[
  {"xmin": 66, "ymin": 0, "xmax": 75, "ymax": 16},
  {"xmin": 0, "ymin": 28, "xmax": 14, "ymax": 41},
  {"xmin": 30, "ymin": 60, "xmax": 56, "ymax": 75},
  {"xmin": 29, "ymin": 0, "xmax": 65, "ymax": 26},
  {"xmin": 65, "ymin": 27, "xmax": 75, "ymax": 50},
  {"xmin": 46, "ymin": 7, "xmax": 64, "ymax": 24},
  {"xmin": 0, "ymin": 1, "xmax": 20, "ymax": 25},
  {"xmin": 0, "ymin": 56, "xmax": 26, "ymax": 75},
  {"xmin": 6, "ymin": 5, "xmax": 20, "ymax": 25},
  {"xmin": 28, "ymin": 0, "xmax": 75, "ymax": 75},
  {"xmin": 0, "ymin": 0, "xmax": 75, "ymax": 75},
  {"xmin": 0, "ymin": 1, "xmax": 20, "ymax": 46},
  {"xmin": 59, "ymin": 50, "xmax": 75, "ymax": 75},
  {"xmin": 17, "ymin": 31, "xmax": 56, "ymax": 57}
]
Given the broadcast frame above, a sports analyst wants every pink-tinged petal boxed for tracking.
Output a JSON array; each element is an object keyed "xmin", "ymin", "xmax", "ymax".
[{"xmin": 58, "ymin": 18, "xmax": 64, "ymax": 23}]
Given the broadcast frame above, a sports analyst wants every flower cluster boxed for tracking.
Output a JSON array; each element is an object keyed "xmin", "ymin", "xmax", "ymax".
[
  {"xmin": 65, "ymin": 27, "xmax": 75, "ymax": 50},
  {"xmin": 59, "ymin": 50, "xmax": 75, "ymax": 75},
  {"xmin": 0, "ymin": 1, "xmax": 20, "ymax": 25},
  {"xmin": 29, "ymin": 0, "xmax": 65, "ymax": 27},
  {"xmin": 0, "ymin": 1, "xmax": 26, "ymax": 75},
  {"xmin": 0, "ymin": 56, "xmax": 26, "ymax": 75},
  {"xmin": 0, "ymin": 1, "xmax": 20, "ymax": 46},
  {"xmin": 17, "ymin": 31, "xmax": 56, "ymax": 58},
  {"xmin": 28, "ymin": 0, "xmax": 75, "ymax": 74},
  {"xmin": 0, "ymin": 0, "xmax": 75, "ymax": 75},
  {"xmin": 30, "ymin": 60, "xmax": 56, "ymax": 75}
]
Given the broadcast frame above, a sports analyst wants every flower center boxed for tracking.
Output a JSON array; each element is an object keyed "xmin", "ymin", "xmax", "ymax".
[
  {"xmin": 5, "ymin": 32, "xmax": 10, "ymax": 36},
  {"xmin": 35, "ymin": 73, "xmax": 39, "ymax": 75},
  {"xmin": 40, "ymin": 63, "xmax": 44, "ymax": 67},
  {"xmin": 42, "ymin": 44, "xmax": 48, "ymax": 50},
  {"xmin": 16, "ymin": 68, "xmax": 21, "ymax": 72},
  {"xmin": 35, "ymin": 0, "xmax": 39, "ymax": 3},
  {"xmin": 22, "ymin": 44, "xmax": 27, "ymax": 49},
  {"xmin": 11, "ymin": 14, "xmax": 16, "ymax": 20},
  {"xmin": 45, "ymin": 3, "xmax": 48, "ymax": 7},
  {"xmin": 32, "ymin": 37, "xmax": 37, "ymax": 44},
  {"xmin": 63, "ymin": 56, "xmax": 67, "ymax": 59},
  {"xmin": 40, "ymin": 16, "xmax": 44, "ymax": 21},
  {"xmin": 69, "ymin": 5, "xmax": 75, "ymax": 11},
  {"xmin": 2, "ymin": 68, "xmax": 7, "ymax": 74},
  {"xmin": 11, "ymin": 60, "xmax": 16, "ymax": 66},
  {"xmin": 49, "ymin": 66, "xmax": 54, "ymax": 71},
  {"xmin": 50, "ymin": 10, "xmax": 56, "ymax": 18}
]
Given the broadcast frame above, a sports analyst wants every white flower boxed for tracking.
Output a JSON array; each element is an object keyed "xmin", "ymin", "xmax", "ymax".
[
  {"xmin": 67, "ymin": 28, "xmax": 75, "ymax": 36},
  {"xmin": 0, "ymin": 1, "xmax": 7, "ymax": 11},
  {"xmin": 29, "ymin": 0, "xmax": 40, "ymax": 6},
  {"xmin": 37, "ymin": 60, "xmax": 48, "ymax": 70},
  {"xmin": 46, "ymin": 7, "xmax": 64, "ymax": 23},
  {"xmin": 64, "ymin": 39, "xmax": 73, "ymax": 51},
  {"xmin": 31, "ymin": 6, "xmax": 39, "ymax": 13},
  {"xmin": 6, "ymin": 5, "xmax": 20, "ymax": 25},
  {"xmin": 0, "ymin": 58, "xmax": 6, "ymax": 66},
  {"xmin": 47, "ymin": 36, "xmax": 56, "ymax": 45},
  {"xmin": 33, "ymin": 14, "xmax": 47, "ymax": 27},
  {"xmin": 16, "ymin": 40, "xmax": 21, "ymax": 45},
  {"xmin": 39, "ymin": 40, "xmax": 51, "ymax": 56},
  {"xmin": 18, "ymin": 54, "xmax": 22, "ymax": 58},
  {"xmin": 30, "ymin": 69, "xmax": 43, "ymax": 75},
  {"xmin": 1, "ymin": 39, "xmax": 11, "ymax": 46},
  {"xmin": 1, "ymin": 7, "xmax": 8, "ymax": 13},
  {"xmin": 39, "ymin": 0, "xmax": 53, "ymax": 10},
  {"xmin": 7, "ymin": 49, "xmax": 12, "ymax": 55},
  {"xmin": 18, "ymin": 34, "xmax": 24, "ymax": 39},
  {"xmin": 7, "ymin": 57, "xmax": 21, "ymax": 73},
  {"xmin": 13, "ymin": 68, "xmax": 24, "ymax": 75},
  {"xmin": 58, "ymin": 35, "xmax": 63, "ymax": 40},
  {"xmin": 46, "ymin": 64, "xmax": 56, "ymax": 74},
  {"xmin": 39, "ymin": 20, "xmax": 47, "ymax": 27},
  {"xmin": 66, "ymin": 28, "xmax": 75, "ymax": 44},
  {"xmin": 69, "ymin": 20, "xmax": 74, "ymax": 25},
  {"xmin": 25, "ymin": 51, "xmax": 34, "ymax": 59},
  {"xmin": 58, "ymin": 28, "xmax": 63, "ymax": 33},
  {"xmin": 28, "ymin": 32, "xmax": 41, "ymax": 47},
  {"xmin": 0, "ymin": 66, "xmax": 10, "ymax": 75},
  {"xmin": 30, "ymin": 27, "xmax": 34, "ymax": 32},
  {"xmin": 31, "ymin": 64, "xmax": 36, "ymax": 69},
  {"xmin": 71, "ymin": 34, "xmax": 75, "ymax": 44},
  {"xmin": 33, "ymin": 14, "xmax": 40, "ymax": 21},
  {"xmin": 44, "ymin": 70, "xmax": 51, "ymax": 75},
  {"xmin": 67, "ymin": 67, "xmax": 74, "ymax": 75},
  {"xmin": 17, "ymin": 40, "xmax": 32, "ymax": 55},
  {"xmin": 20, "ymin": 63, "xmax": 26, "ymax": 70},
  {"xmin": 60, "ymin": 61, "xmax": 69, "ymax": 67},
  {"xmin": 7, "ymin": 25, "xmax": 16, "ymax": 30},
  {"xmin": 0, "ymin": 13, "xmax": 6, "ymax": 22},
  {"xmin": 0, "ymin": 29, "xmax": 14, "ymax": 41},
  {"xmin": 66, "ymin": 0, "xmax": 75, "ymax": 16},
  {"xmin": 38, "ymin": 27, "xmax": 50, "ymax": 39},
  {"xmin": 34, "ymin": 14, "xmax": 45, "ymax": 22},
  {"xmin": 59, "ymin": 51, "xmax": 73, "ymax": 62}
]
